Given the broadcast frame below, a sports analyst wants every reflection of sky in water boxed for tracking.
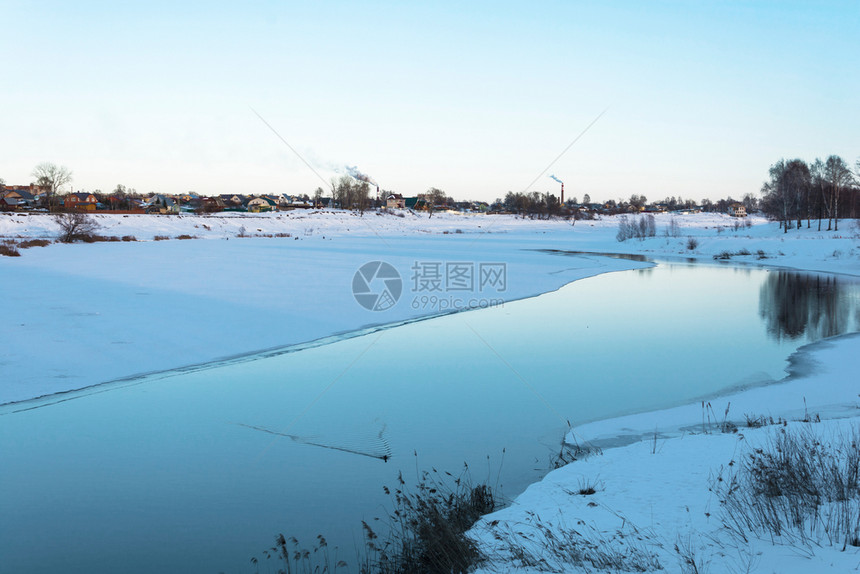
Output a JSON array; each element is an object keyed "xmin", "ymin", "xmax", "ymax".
[{"xmin": 1, "ymin": 263, "xmax": 858, "ymax": 574}]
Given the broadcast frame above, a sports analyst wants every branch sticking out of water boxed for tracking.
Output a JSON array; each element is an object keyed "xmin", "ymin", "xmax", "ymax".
[{"xmin": 235, "ymin": 422, "xmax": 392, "ymax": 462}]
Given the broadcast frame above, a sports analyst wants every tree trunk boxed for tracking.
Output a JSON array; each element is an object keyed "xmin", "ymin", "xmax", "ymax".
[{"xmin": 834, "ymin": 185, "xmax": 839, "ymax": 231}]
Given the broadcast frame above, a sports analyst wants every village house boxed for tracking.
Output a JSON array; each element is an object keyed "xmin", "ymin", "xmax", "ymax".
[
  {"xmin": 219, "ymin": 194, "xmax": 246, "ymax": 209},
  {"xmin": 246, "ymin": 196, "xmax": 278, "ymax": 212},
  {"xmin": 728, "ymin": 203, "xmax": 747, "ymax": 217},
  {"xmin": 1, "ymin": 188, "xmax": 36, "ymax": 208},
  {"xmin": 144, "ymin": 194, "xmax": 179, "ymax": 214},
  {"xmin": 63, "ymin": 192, "xmax": 99, "ymax": 211}
]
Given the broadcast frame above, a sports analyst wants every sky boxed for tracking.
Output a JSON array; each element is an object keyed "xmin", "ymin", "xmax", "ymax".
[{"xmin": 1, "ymin": 0, "xmax": 858, "ymax": 203}]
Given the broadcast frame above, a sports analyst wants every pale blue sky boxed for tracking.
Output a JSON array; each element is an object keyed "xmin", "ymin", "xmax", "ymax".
[{"xmin": 1, "ymin": 1, "xmax": 857, "ymax": 202}]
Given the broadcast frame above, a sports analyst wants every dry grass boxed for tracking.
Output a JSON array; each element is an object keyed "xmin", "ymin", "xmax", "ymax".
[
  {"xmin": 253, "ymin": 462, "xmax": 498, "ymax": 574},
  {"xmin": 18, "ymin": 239, "xmax": 52, "ymax": 248},
  {"xmin": 0, "ymin": 242, "xmax": 21, "ymax": 257},
  {"xmin": 360, "ymin": 464, "xmax": 496, "ymax": 574},
  {"xmin": 716, "ymin": 424, "xmax": 860, "ymax": 549},
  {"xmin": 80, "ymin": 235, "xmax": 122, "ymax": 243},
  {"xmin": 484, "ymin": 512, "xmax": 661, "ymax": 572}
]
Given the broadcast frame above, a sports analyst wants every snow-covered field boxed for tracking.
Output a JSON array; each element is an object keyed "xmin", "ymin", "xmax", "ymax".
[
  {"xmin": 1, "ymin": 211, "xmax": 658, "ymax": 405},
  {"xmin": 2, "ymin": 209, "xmax": 859, "ymax": 573}
]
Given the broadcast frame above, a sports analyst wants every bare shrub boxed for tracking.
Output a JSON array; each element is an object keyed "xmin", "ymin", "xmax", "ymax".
[
  {"xmin": 80, "ymin": 235, "xmax": 120, "ymax": 243},
  {"xmin": 744, "ymin": 414, "xmax": 773, "ymax": 428},
  {"xmin": 665, "ymin": 216, "xmax": 681, "ymax": 237},
  {"xmin": 54, "ymin": 212, "xmax": 100, "ymax": 243},
  {"xmin": 0, "ymin": 242, "xmax": 21, "ymax": 257},
  {"xmin": 153, "ymin": 235, "xmax": 169, "ymax": 241},
  {"xmin": 686, "ymin": 236, "xmax": 699, "ymax": 250},
  {"xmin": 176, "ymin": 234, "xmax": 195, "ymax": 240},
  {"xmin": 618, "ymin": 215, "xmax": 656, "ymax": 242},
  {"xmin": 18, "ymin": 239, "xmax": 51, "ymax": 249},
  {"xmin": 121, "ymin": 235, "xmax": 137, "ymax": 242},
  {"xmin": 617, "ymin": 216, "xmax": 631, "ymax": 242}
]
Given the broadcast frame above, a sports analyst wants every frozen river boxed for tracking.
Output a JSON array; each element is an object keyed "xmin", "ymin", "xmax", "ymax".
[{"xmin": 1, "ymin": 258, "xmax": 858, "ymax": 573}]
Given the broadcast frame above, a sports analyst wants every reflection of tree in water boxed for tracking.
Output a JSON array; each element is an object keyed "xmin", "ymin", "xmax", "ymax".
[{"xmin": 759, "ymin": 272, "xmax": 857, "ymax": 342}]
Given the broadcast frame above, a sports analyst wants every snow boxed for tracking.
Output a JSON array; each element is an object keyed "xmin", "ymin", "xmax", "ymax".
[
  {"xmin": 470, "ymin": 333, "xmax": 860, "ymax": 573},
  {"xmin": 1, "ymin": 210, "xmax": 653, "ymax": 405},
  {"xmin": 2, "ymin": 209, "xmax": 859, "ymax": 573}
]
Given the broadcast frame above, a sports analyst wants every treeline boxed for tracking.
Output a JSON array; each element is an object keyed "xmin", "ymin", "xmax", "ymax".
[
  {"xmin": 499, "ymin": 191, "xmax": 563, "ymax": 218},
  {"xmin": 760, "ymin": 155, "xmax": 858, "ymax": 232},
  {"xmin": 326, "ymin": 175, "xmax": 373, "ymax": 213},
  {"xmin": 495, "ymin": 191, "xmax": 706, "ymax": 218}
]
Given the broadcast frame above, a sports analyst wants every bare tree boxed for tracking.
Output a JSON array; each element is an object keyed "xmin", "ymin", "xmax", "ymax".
[
  {"xmin": 785, "ymin": 159, "xmax": 810, "ymax": 231},
  {"xmin": 426, "ymin": 187, "xmax": 446, "ymax": 218},
  {"xmin": 32, "ymin": 162, "xmax": 73, "ymax": 211},
  {"xmin": 355, "ymin": 181, "xmax": 371, "ymax": 215},
  {"xmin": 334, "ymin": 175, "xmax": 355, "ymax": 210},
  {"xmin": 825, "ymin": 155, "xmax": 852, "ymax": 231},
  {"xmin": 810, "ymin": 158, "xmax": 827, "ymax": 231},
  {"xmin": 54, "ymin": 212, "xmax": 100, "ymax": 242},
  {"xmin": 628, "ymin": 194, "xmax": 647, "ymax": 211},
  {"xmin": 761, "ymin": 159, "xmax": 791, "ymax": 232},
  {"xmin": 854, "ymin": 158, "xmax": 860, "ymax": 219}
]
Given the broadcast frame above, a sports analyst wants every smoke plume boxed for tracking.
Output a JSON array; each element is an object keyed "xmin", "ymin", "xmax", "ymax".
[{"xmin": 346, "ymin": 165, "xmax": 377, "ymax": 186}]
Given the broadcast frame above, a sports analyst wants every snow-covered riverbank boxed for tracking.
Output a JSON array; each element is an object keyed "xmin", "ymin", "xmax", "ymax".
[{"xmin": 470, "ymin": 333, "xmax": 860, "ymax": 573}]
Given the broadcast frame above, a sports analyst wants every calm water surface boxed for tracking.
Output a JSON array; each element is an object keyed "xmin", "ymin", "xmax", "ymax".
[{"xmin": 1, "ymin": 260, "xmax": 858, "ymax": 573}]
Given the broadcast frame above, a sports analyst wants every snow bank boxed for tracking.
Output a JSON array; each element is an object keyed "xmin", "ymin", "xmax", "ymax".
[{"xmin": 471, "ymin": 334, "xmax": 860, "ymax": 573}]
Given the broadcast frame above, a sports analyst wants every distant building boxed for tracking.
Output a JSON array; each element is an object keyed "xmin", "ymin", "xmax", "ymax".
[
  {"xmin": 63, "ymin": 192, "xmax": 98, "ymax": 211},
  {"xmin": 144, "ymin": 194, "xmax": 179, "ymax": 214},
  {"xmin": 728, "ymin": 203, "xmax": 747, "ymax": 217},
  {"xmin": 1, "ymin": 188, "xmax": 35, "ymax": 207},
  {"xmin": 386, "ymin": 193, "xmax": 406, "ymax": 209},
  {"xmin": 247, "ymin": 196, "xmax": 278, "ymax": 212}
]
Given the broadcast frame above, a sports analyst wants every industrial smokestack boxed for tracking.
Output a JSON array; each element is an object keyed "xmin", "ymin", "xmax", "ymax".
[{"xmin": 549, "ymin": 175, "xmax": 564, "ymax": 205}]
